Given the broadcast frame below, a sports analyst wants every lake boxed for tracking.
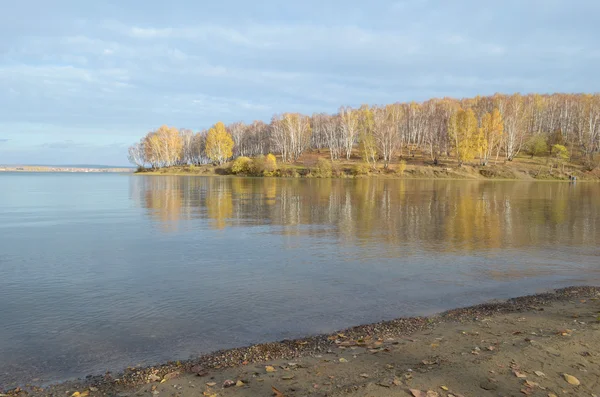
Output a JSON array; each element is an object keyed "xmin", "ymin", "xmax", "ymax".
[{"xmin": 0, "ymin": 173, "xmax": 599, "ymax": 388}]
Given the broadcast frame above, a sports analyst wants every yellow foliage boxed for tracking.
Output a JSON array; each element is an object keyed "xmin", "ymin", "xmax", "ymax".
[
  {"xmin": 230, "ymin": 156, "xmax": 254, "ymax": 174},
  {"xmin": 479, "ymin": 109, "xmax": 504, "ymax": 163},
  {"xmin": 448, "ymin": 108, "xmax": 478, "ymax": 165},
  {"xmin": 552, "ymin": 144, "xmax": 569, "ymax": 161},
  {"xmin": 263, "ymin": 153, "xmax": 277, "ymax": 176},
  {"xmin": 352, "ymin": 163, "xmax": 370, "ymax": 176},
  {"xmin": 312, "ymin": 158, "xmax": 333, "ymax": 177},
  {"xmin": 143, "ymin": 125, "xmax": 182, "ymax": 168},
  {"xmin": 206, "ymin": 122, "xmax": 234, "ymax": 165}
]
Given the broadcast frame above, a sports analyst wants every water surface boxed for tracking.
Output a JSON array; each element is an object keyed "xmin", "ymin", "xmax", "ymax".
[{"xmin": 1, "ymin": 173, "xmax": 599, "ymax": 387}]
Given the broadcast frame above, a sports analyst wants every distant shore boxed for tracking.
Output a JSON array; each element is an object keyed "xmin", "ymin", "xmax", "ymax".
[
  {"xmin": 5, "ymin": 286, "xmax": 599, "ymax": 396},
  {"xmin": 0, "ymin": 166, "xmax": 133, "ymax": 173},
  {"xmin": 136, "ymin": 155, "xmax": 600, "ymax": 181}
]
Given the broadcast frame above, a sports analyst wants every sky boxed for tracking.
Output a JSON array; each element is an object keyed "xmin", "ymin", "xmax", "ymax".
[{"xmin": 1, "ymin": 0, "xmax": 599, "ymax": 166}]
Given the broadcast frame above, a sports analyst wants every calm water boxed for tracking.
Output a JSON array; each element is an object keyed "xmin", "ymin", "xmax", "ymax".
[{"xmin": 1, "ymin": 173, "xmax": 599, "ymax": 387}]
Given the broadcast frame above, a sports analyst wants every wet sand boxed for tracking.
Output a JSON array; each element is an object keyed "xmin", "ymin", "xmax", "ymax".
[{"xmin": 4, "ymin": 286, "xmax": 599, "ymax": 397}]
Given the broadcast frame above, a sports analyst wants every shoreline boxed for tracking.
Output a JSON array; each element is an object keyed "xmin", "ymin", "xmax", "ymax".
[
  {"xmin": 135, "ymin": 161, "xmax": 600, "ymax": 181},
  {"xmin": 5, "ymin": 285, "xmax": 599, "ymax": 396},
  {"xmin": 136, "ymin": 172, "xmax": 600, "ymax": 183}
]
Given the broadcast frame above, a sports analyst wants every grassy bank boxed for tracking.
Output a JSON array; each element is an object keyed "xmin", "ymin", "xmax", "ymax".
[
  {"xmin": 137, "ymin": 151, "xmax": 600, "ymax": 181},
  {"xmin": 9, "ymin": 286, "xmax": 600, "ymax": 396}
]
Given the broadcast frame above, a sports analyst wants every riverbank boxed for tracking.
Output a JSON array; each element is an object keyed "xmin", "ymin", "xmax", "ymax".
[
  {"xmin": 5, "ymin": 286, "xmax": 599, "ymax": 396},
  {"xmin": 136, "ymin": 154, "xmax": 600, "ymax": 181}
]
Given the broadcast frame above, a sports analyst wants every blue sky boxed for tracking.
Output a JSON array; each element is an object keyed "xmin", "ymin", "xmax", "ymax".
[{"xmin": 1, "ymin": 0, "xmax": 599, "ymax": 165}]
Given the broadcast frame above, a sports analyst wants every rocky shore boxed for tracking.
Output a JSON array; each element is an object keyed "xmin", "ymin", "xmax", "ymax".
[{"xmin": 3, "ymin": 286, "xmax": 599, "ymax": 397}]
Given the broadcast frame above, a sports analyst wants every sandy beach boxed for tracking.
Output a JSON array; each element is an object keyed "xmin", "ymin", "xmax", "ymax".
[{"xmin": 4, "ymin": 286, "xmax": 599, "ymax": 397}]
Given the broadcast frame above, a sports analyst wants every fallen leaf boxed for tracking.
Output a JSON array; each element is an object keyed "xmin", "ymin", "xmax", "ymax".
[
  {"xmin": 513, "ymin": 370, "xmax": 527, "ymax": 378},
  {"xmin": 359, "ymin": 373, "xmax": 369, "ymax": 378},
  {"xmin": 410, "ymin": 389, "xmax": 427, "ymax": 397},
  {"xmin": 265, "ymin": 365, "xmax": 277, "ymax": 372},
  {"xmin": 440, "ymin": 386, "xmax": 449, "ymax": 391},
  {"xmin": 339, "ymin": 358, "xmax": 348, "ymax": 363},
  {"xmin": 534, "ymin": 371, "xmax": 546, "ymax": 377},
  {"xmin": 524, "ymin": 380, "xmax": 539, "ymax": 388},
  {"xmin": 235, "ymin": 380, "xmax": 244, "ymax": 387},
  {"xmin": 281, "ymin": 374, "xmax": 294, "ymax": 380},
  {"xmin": 205, "ymin": 382, "xmax": 216, "ymax": 387},
  {"xmin": 202, "ymin": 392, "xmax": 217, "ymax": 397},
  {"xmin": 392, "ymin": 377, "xmax": 402, "ymax": 386},
  {"xmin": 548, "ymin": 394, "xmax": 558, "ymax": 397},
  {"xmin": 272, "ymin": 386, "xmax": 285, "ymax": 397},
  {"xmin": 563, "ymin": 373, "xmax": 580, "ymax": 386},
  {"xmin": 426, "ymin": 391, "xmax": 439, "ymax": 397}
]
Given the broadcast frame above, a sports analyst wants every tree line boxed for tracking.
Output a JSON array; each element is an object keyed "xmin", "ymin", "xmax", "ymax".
[{"xmin": 128, "ymin": 93, "xmax": 600, "ymax": 170}]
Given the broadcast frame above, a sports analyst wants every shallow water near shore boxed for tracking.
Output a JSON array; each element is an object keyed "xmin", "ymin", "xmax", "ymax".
[{"xmin": 1, "ymin": 173, "xmax": 599, "ymax": 388}]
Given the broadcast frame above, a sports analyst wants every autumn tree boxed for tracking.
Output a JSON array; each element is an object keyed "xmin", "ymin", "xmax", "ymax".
[
  {"xmin": 448, "ymin": 108, "xmax": 478, "ymax": 166},
  {"xmin": 143, "ymin": 125, "xmax": 183, "ymax": 168},
  {"xmin": 579, "ymin": 94, "xmax": 600, "ymax": 169},
  {"xmin": 129, "ymin": 92, "xmax": 600, "ymax": 171},
  {"xmin": 372, "ymin": 104, "xmax": 403, "ymax": 168},
  {"xmin": 503, "ymin": 94, "xmax": 525, "ymax": 161},
  {"xmin": 271, "ymin": 113, "xmax": 312, "ymax": 162},
  {"xmin": 339, "ymin": 106, "xmax": 359, "ymax": 160},
  {"xmin": 227, "ymin": 122, "xmax": 247, "ymax": 157},
  {"xmin": 479, "ymin": 108, "xmax": 504, "ymax": 165},
  {"xmin": 358, "ymin": 105, "xmax": 378, "ymax": 168},
  {"xmin": 205, "ymin": 121, "xmax": 234, "ymax": 165},
  {"xmin": 179, "ymin": 128, "xmax": 196, "ymax": 165}
]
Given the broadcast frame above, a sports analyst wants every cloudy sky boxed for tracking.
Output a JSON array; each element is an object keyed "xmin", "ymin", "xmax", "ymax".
[{"xmin": 1, "ymin": 0, "xmax": 598, "ymax": 165}]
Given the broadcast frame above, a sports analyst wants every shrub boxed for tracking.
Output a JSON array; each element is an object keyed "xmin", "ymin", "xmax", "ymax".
[
  {"xmin": 525, "ymin": 135, "xmax": 548, "ymax": 158},
  {"xmin": 352, "ymin": 163, "xmax": 370, "ymax": 176},
  {"xmin": 252, "ymin": 155, "xmax": 265, "ymax": 175},
  {"xmin": 263, "ymin": 153, "xmax": 277, "ymax": 176},
  {"xmin": 230, "ymin": 156, "xmax": 254, "ymax": 174},
  {"xmin": 397, "ymin": 160, "xmax": 407, "ymax": 175},
  {"xmin": 312, "ymin": 158, "xmax": 332, "ymax": 178},
  {"xmin": 279, "ymin": 165, "xmax": 299, "ymax": 178},
  {"xmin": 551, "ymin": 144, "xmax": 569, "ymax": 161}
]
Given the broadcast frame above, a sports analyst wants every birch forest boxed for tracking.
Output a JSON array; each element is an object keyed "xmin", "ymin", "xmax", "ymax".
[{"xmin": 128, "ymin": 93, "xmax": 600, "ymax": 170}]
